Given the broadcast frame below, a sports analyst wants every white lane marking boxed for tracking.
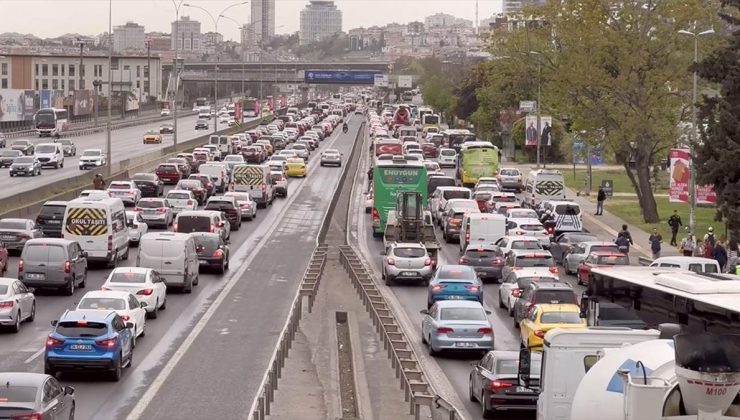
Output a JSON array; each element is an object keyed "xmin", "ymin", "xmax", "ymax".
[
  {"xmin": 24, "ymin": 347, "xmax": 45, "ymax": 364},
  {"xmin": 126, "ymin": 118, "xmax": 351, "ymax": 420}
]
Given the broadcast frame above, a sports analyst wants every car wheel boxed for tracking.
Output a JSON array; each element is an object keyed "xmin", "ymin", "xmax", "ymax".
[
  {"xmin": 421, "ymin": 328, "xmax": 427, "ymax": 344},
  {"xmin": 28, "ymin": 302, "xmax": 35, "ymax": 322},
  {"xmin": 110, "ymin": 357, "xmax": 122, "ymax": 382},
  {"xmin": 79, "ymin": 270, "xmax": 87, "ymax": 288},
  {"xmin": 184, "ymin": 278, "xmax": 193, "ymax": 293},
  {"xmin": 217, "ymin": 262, "xmax": 225, "ymax": 274},
  {"xmin": 149, "ymin": 300, "xmax": 159, "ymax": 319},
  {"xmin": 514, "ymin": 316, "xmax": 520, "ymax": 329},
  {"xmin": 64, "ymin": 279, "xmax": 75, "ymax": 296},
  {"xmin": 11, "ymin": 311, "xmax": 20, "ymax": 333},
  {"xmin": 481, "ymin": 391, "xmax": 493, "ymax": 419},
  {"xmin": 160, "ymin": 297, "xmax": 167, "ymax": 310},
  {"xmin": 427, "ymin": 336, "xmax": 438, "ymax": 356},
  {"xmin": 122, "ymin": 246, "xmax": 129, "ymax": 260},
  {"xmin": 193, "ymin": 273, "xmax": 199, "ymax": 286},
  {"xmin": 107, "ymin": 253, "xmax": 118, "ymax": 269}
]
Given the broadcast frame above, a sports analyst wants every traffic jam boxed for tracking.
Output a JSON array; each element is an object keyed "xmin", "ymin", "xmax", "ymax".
[
  {"xmin": 361, "ymin": 99, "xmax": 740, "ymax": 419},
  {"xmin": 0, "ymin": 97, "xmax": 359, "ymax": 419}
]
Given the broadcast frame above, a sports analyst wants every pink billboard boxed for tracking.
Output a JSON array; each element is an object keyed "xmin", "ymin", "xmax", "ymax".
[{"xmin": 669, "ymin": 148, "xmax": 716, "ymax": 205}]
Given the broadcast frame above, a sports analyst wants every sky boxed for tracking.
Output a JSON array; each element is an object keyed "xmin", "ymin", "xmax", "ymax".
[{"xmin": 0, "ymin": 0, "xmax": 502, "ymax": 41}]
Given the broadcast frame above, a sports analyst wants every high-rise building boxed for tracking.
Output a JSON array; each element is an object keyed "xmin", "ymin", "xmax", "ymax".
[
  {"xmin": 171, "ymin": 16, "xmax": 202, "ymax": 52},
  {"xmin": 299, "ymin": 1, "xmax": 343, "ymax": 46},
  {"xmin": 503, "ymin": 0, "xmax": 547, "ymax": 15},
  {"xmin": 251, "ymin": 0, "xmax": 275, "ymax": 43},
  {"xmin": 113, "ymin": 22, "xmax": 145, "ymax": 53}
]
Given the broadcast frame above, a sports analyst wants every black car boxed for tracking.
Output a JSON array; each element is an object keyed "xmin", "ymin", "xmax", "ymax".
[
  {"xmin": 188, "ymin": 174, "xmax": 215, "ymax": 197},
  {"xmin": 0, "ymin": 150, "xmax": 23, "ymax": 167},
  {"xmin": 131, "ymin": 173, "xmax": 164, "ymax": 197},
  {"xmin": 458, "ymin": 245, "xmax": 505, "ymax": 283},
  {"xmin": 159, "ymin": 123, "xmax": 175, "ymax": 134},
  {"xmin": 469, "ymin": 350, "xmax": 540, "ymax": 418},
  {"xmin": 175, "ymin": 179, "xmax": 207, "ymax": 205},
  {"xmin": 9, "ymin": 156, "xmax": 42, "ymax": 177},
  {"xmin": 0, "ymin": 372, "xmax": 75, "ymax": 420},
  {"xmin": 204, "ymin": 196, "xmax": 242, "ymax": 231},
  {"xmin": 192, "ymin": 232, "xmax": 230, "ymax": 274},
  {"xmin": 10, "ymin": 140, "xmax": 34, "ymax": 155},
  {"xmin": 35, "ymin": 201, "xmax": 68, "ymax": 238},
  {"xmin": 195, "ymin": 119, "xmax": 209, "ymax": 130}
]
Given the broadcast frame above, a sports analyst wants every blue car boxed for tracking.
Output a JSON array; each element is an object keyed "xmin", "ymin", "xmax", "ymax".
[
  {"xmin": 427, "ymin": 265, "xmax": 483, "ymax": 309},
  {"xmin": 45, "ymin": 310, "xmax": 134, "ymax": 381}
]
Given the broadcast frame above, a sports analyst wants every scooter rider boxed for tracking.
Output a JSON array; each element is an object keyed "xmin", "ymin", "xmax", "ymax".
[{"xmin": 342, "ymin": 122, "xmax": 348, "ymax": 133}]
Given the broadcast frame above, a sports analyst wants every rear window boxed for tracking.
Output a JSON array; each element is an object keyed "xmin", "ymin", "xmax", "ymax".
[
  {"xmin": 595, "ymin": 255, "xmax": 629, "ymax": 265},
  {"xmin": 439, "ymin": 308, "xmax": 487, "ymax": 321},
  {"xmin": 440, "ymin": 150, "xmax": 456, "ymax": 156},
  {"xmin": 508, "ymin": 210, "xmax": 537, "ymax": 219},
  {"xmin": 393, "ymin": 247, "xmax": 426, "ymax": 258},
  {"xmin": 540, "ymin": 312, "xmax": 582, "ymax": 324},
  {"xmin": 167, "ymin": 193, "xmax": 190, "ymax": 200},
  {"xmin": 40, "ymin": 205, "xmax": 66, "ymax": 216},
  {"xmin": 474, "ymin": 193, "xmax": 492, "ymax": 201},
  {"xmin": 194, "ymin": 235, "xmax": 220, "ymax": 253},
  {"xmin": 0, "ymin": 220, "xmax": 26, "ymax": 230},
  {"xmin": 177, "ymin": 216, "xmax": 212, "ymax": 233},
  {"xmin": 438, "ymin": 267, "xmax": 475, "ymax": 279},
  {"xmin": 108, "ymin": 272, "xmax": 146, "ymax": 283},
  {"xmin": 108, "ymin": 184, "xmax": 129, "ymax": 190},
  {"xmin": 555, "ymin": 204, "xmax": 580, "ymax": 215},
  {"xmin": 158, "ymin": 165, "xmax": 177, "ymax": 173},
  {"xmin": 511, "ymin": 241, "xmax": 541, "ymax": 250},
  {"xmin": 56, "ymin": 321, "xmax": 108, "ymax": 337},
  {"xmin": 534, "ymin": 290, "xmax": 577, "ymax": 304},
  {"xmin": 205, "ymin": 201, "xmax": 235, "ymax": 211},
  {"xmin": 137, "ymin": 200, "xmax": 165, "ymax": 208},
  {"xmin": 500, "ymin": 169, "xmax": 519, "ymax": 176},
  {"xmin": 0, "ymin": 386, "xmax": 38, "ymax": 403},
  {"xmin": 0, "ymin": 285, "xmax": 7, "ymax": 294},
  {"xmin": 78, "ymin": 297, "xmax": 126, "ymax": 310},
  {"xmin": 494, "ymin": 196, "xmax": 517, "ymax": 203},
  {"xmin": 521, "ymin": 224, "xmax": 544, "ymax": 232},
  {"xmin": 23, "ymin": 245, "xmax": 65, "ymax": 261},
  {"xmin": 516, "ymin": 276, "xmax": 557, "ymax": 289},
  {"xmin": 515, "ymin": 255, "xmax": 554, "ymax": 267},
  {"xmin": 465, "ymin": 250, "xmax": 497, "ymax": 259}
]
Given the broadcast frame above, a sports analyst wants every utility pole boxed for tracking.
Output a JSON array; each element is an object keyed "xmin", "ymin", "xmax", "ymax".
[
  {"xmin": 536, "ymin": 59, "xmax": 542, "ymax": 169},
  {"xmin": 77, "ymin": 39, "xmax": 85, "ymax": 92},
  {"xmin": 145, "ymin": 39, "xmax": 151, "ymax": 112},
  {"xmin": 106, "ymin": 0, "xmax": 112, "ymax": 174},
  {"xmin": 172, "ymin": 0, "xmax": 185, "ymax": 148}
]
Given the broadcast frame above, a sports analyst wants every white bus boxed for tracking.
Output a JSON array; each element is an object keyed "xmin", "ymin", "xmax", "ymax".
[{"xmin": 34, "ymin": 108, "xmax": 69, "ymax": 137}]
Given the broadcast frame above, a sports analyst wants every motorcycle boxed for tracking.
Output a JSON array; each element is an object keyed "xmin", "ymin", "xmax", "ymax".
[{"xmin": 342, "ymin": 124, "xmax": 348, "ymax": 134}]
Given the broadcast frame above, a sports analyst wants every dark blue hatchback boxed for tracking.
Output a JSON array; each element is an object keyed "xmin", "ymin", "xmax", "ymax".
[{"xmin": 427, "ymin": 265, "xmax": 483, "ymax": 308}]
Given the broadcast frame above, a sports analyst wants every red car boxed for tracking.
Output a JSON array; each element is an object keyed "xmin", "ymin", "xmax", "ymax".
[
  {"xmin": 473, "ymin": 192, "xmax": 494, "ymax": 213},
  {"xmin": 577, "ymin": 252, "xmax": 630, "ymax": 286},
  {"xmin": 155, "ymin": 163, "xmax": 181, "ymax": 184},
  {"xmin": 421, "ymin": 142, "xmax": 439, "ymax": 158}
]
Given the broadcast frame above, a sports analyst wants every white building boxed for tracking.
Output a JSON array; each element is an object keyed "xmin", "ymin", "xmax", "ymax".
[
  {"xmin": 425, "ymin": 13, "xmax": 456, "ymax": 28},
  {"xmin": 251, "ymin": 0, "xmax": 275, "ymax": 42},
  {"xmin": 171, "ymin": 16, "xmax": 202, "ymax": 52},
  {"xmin": 299, "ymin": 0, "xmax": 343, "ymax": 46},
  {"xmin": 113, "ymin": 22, "xmax": 145, "ymax": 53},
  {"xmin": 503, "ymin": 0, "xmax": 547, "ymax": 16}
]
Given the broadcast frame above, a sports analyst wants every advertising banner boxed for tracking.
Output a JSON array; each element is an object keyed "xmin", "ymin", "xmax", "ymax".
[
  {"xmin": 268, "ymin": 97, "xmax": 274, "ymax": 111},
  {"xmin": 125, "ymin": 89, "xmax": 139, "ymax": 111},
  {"xmin": 22, "ymin": 91, "xmax": 35, "ymax": 120},
  {"xmin": 303, "ymin": 70, "xmax": 382, "ymax": 85},
  {"xmin": 0, "ymin": 89, "xmax": 27, "ymax": 122},
  {"xmin": 73, "ymin": 90, "xmax": 94, "ymax": 116},
  {"xmin": 669, "ymin": 148, "xmax": 716, "ymax": 205},
  {"xmin": 525, "ymin": 115, "xmax": 538, "ymax": 147},
  {"xmin": 524, "ymin": 115, "xmax": 552, "ymax": 147},
  {"xmin": 40, "ymin": 90, "xmax": 55, "ymax": 109},
  {"xmin": 280, "ymin": 95, "xmax": 286, "ymax": 108},
  {"xmin": 234, "ymin": 102, "xmax": 243, "ymax": 123},
  {"xmin": 398, "ymin": 75, "xmax": 413, "ymax": 88}
]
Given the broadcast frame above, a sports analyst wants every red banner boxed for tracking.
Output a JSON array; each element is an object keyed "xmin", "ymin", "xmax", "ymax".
[
  {"xmin": 254, "ymin": 100, "xmax": 260, "ymax": 115},
  {"xmin": 669, "ymin": 148, "xmax": 716, "ymax": 205},
  {"xmin": 268, "ymin": 97, "xmax": 275, "ymax": 111},
  {"xmin": 234, "ymin": 102, "xmax": 242, "ymax": 122}
]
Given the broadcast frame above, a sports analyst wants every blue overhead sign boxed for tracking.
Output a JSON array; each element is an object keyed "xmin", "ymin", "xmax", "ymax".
[{"xmin": 304, "ymin": 70, "xmax": 383, "ymax": 85}]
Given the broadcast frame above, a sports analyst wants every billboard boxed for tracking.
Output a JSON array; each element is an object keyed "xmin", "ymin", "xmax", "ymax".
[
  {"xmin": 40, "ymin": 90, "xmax": 56, "ymax": 109},
  {"xmin": 0, "ymin": 89, "xmax": 28, "ymax": 122},
  {"xmin": 524, "ymin": 115, "xmax": 552, "ymax": 147},
  {"xmin": 73, "ymin": 90, "xmax": 94, "ymax": 116},
  {"xmin": 22, "ymin": 91, "xmax": 35, "ymax": 120},
  {"xmin": 374, "ymin": 73, "xmax": 389, "ymax": 87},
  {"xmin": 126, "ymin": 89, "xmax": 139, "ymax": 111},
  {"xmin": 398, "ymin": 75, "xmax": 413, "ymax": 88},
  {"xmin": 572, "ymin": 139, "xmax": 605, "ymax": 165},
  {"xmin": 304, "ymin": 70, "xmax": 382, "ymax": 85},
  {"xmin": 669, "ymin": 148, "xmax": 716, "ymax": 205}
]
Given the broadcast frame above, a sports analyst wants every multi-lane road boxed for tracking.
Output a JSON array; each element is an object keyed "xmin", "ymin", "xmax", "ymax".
[{"xmin": 0, "ymin": 116, "xmax": 363, "ymax": 420}]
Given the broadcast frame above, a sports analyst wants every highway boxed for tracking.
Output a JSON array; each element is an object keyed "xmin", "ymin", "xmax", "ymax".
[
  {"xmin": 0, "ymin": 115, "xmax": 363, "ymax": 420},
  {"xmin": 0, "ymin": 112, "xmax": 251, "ymax": 200}
]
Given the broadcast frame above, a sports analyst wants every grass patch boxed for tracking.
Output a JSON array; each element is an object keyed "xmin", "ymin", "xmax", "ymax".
[
  {"xmin": 562, "ymin": 169, "xmax": 670, "ymax": 195},
  {"xmin": 605, "ymin": 197, "xmax": 721, "ymax": 244}
]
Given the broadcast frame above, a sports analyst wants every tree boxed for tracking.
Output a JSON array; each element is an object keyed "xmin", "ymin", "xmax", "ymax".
[{"xmin": 696, "ymin": 2, "xmax": 740, "ymax": 237}]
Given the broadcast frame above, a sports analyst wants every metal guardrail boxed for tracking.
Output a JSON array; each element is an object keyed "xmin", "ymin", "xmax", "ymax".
[{"xmin": 638, "ymin": 256, "xmax": 653, "ymax": 266}]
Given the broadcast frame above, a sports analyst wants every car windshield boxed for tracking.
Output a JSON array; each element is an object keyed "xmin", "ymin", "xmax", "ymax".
[
  {"xmin": 78, "ymin": 297, "xmax": 126, "ymax": 310},
  {"xmin": 83, "ymin": 151, "xmax": 101, "ymax": 156},
  {"xmin": 60, "ymin": 140, "xmax": 73, "ymax": 145},
  {"xmin": 15, "ymin": 157, "xmax": 34, "ymax": 164},
  {"xmin": 109, "ymin": 272, "xmax": 147, "ymax": 283},
  {"xmin": 36, "ymin": 145, "xmax": 56, "ymax": 153},
  {"xmin": 515, "ymin": 255, "xmax": 554, "ymax": 267},
  {"xmin": 393, "ymin": 247, "xmax": 426, "ymax": 258},
  {"xmin": 0, "ymin": 220, "xmax": 26, "ymax": 230},
  {"xmin": 540, "ymin": 312, "xmax": 582, "ymax": 324},
  {"xmin": 511, "ymin": 241, "xmax": 541, "ymax": 250},
  {"xmin": 56, "ymin": 321, "xmax": 108, "ymax": 338},
  {"xmin": 497, "ymin": 358, "xmax": 542, "ymax": 376},
  {"xmin": 439, "ymin": 307, "xmax": 487, "ymax": 321}
]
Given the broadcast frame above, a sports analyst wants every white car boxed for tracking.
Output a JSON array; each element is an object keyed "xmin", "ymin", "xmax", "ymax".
[
  {"xmin": 498, "ymin": 270, "xmax": 558, "ymax": 316},
  {"xmin": 365, "ymin": 190, "xmax": 374, "ymax": 213},
  {"xmin": 438, "ymin": 148, "xmax": 457, "ymax": 167},
  {"xmin": 79, "ymin": 149, "xmax": 107, "ymax": 169},
  {"xmin": 102, "ymin": 267, "xmax": 167, "ymax": 319},
  {"xmin": 165, "ymin": 190, "xmax": 198, "ymax": 214},
  {"xmin": 160, "ymin": 108, "xmax": 171, "ymax": 117},
  {"xmin": 0, "ymin": 277, "xmax": 35, "ymax": 333},
  {"xmin": 494, "ymin": 235, "xmax": 543, "ymax": 255},
  {"xmin": 504, "ymin": 208, "xmax": 539, "ymax": 220},
  {"xmin": 278, "ymin": 150, "xmax": 299, "ymax": 159},
  {"xmin": 126, "ymin": 210, "xmax": 148, "ymax": 246},
  {"xmin": 218, "ymin": 115, "xmax": 230, "ymax": 126},
  {"xmin": 76, "ymin": 290, "xmax": 147, "ymax": 341},
  {"xmin": 506, "ymin": 218, "xmax": 550, "ymax": 248},
  {"xmin": 224, "ymin": 192, "xmax": 257, "ymax": 221},
  {"xmin": 107, "ymin": 181, "xmax": 141, "ymax": 206}
]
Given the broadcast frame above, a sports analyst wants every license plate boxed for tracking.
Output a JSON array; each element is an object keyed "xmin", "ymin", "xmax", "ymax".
[
  {"xmin": 455, "ymin": 342, "xmax": 475, "ymax": 348},
  {"xmin": 48, "ymin": 220, "xmax": 61, "ymax": 224},
  {"xmin": 70, "ymin": 344, "xmax": 92, "ymax": 351},
  {"xmin": 448, "ymin": 295, "xmax": 464, "ymax": 300},
  {"xmin": 401, "ymin": 272, "xmax": 417, "ymax": 276},
  {"xmin": 516, "ymin": 386, "xmax": 533, "ymax": 393},
  {"xmin": 199, "ymin": 260, "xmax": 207, "ymax": 265},
  {"xmin": 1, "ymin": 235, "xmax": 14, "ymax": 240},
  {"xmin": 26, "ymin": 273, "xmax": 44, "ymax": 280}
]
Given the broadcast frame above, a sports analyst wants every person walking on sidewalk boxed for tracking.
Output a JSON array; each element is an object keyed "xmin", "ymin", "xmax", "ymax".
[
  {"xmin": 704, "ymin": 227, "xmax": 716, "ymax": 258},
  {"xmin": 617, "ymin": 224, "xmax": 634, "ymax": 254},
  {"xmin": 680, "ymin": 234, "xmax": 696, "ymax": 257},
  {"xmin": 668, "ymin": 210, "xmax": 682, "ymax": 246},
  {"xmin": 596, "ymin": 186, "xmax": 606, "ymax": 216},
  {"xmin": 714, "ymin": 238, "xmax": 728, "ymax": 272},
  {"xmin": 649, "ymin": 228, "xmax": 663, "ymax": 260}
]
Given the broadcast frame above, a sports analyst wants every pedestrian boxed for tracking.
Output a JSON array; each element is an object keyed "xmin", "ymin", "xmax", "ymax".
[
  {"xmin": 680, "ymin": 234, "xmax": 696, "ymax": 257},
  {"xmin": 668, "ymin": 210, "xmax": 682, "ymax": 246},
  {"xmin": 726, "ymin": 239, "xmax": 739, "ymax": 274},
  {"xmin": 714, "ymin": 239, "xmax": 728, "ymax": 272},
  {"xmin": 617, "ymin": 224, "xmax": 634, "ymax": 254},
  {"xmin": 704, "ymin": 227, "xmax": 716, "ymax": 258},
  {"xmin": 694, "ymin": 239, "xmax": 705, "ymax": 257},
  {"xmin": 649, "ymin": 228, "xmax": 663, "ymax": 260},
  {"xmin": 595, "ymin": 186, "xmax": 606, "ymax": 216},
  {"xmin": 616, "ymin": 234, "xmax": 631, "ymax": 255},
  {"xmin": 92, "ymin": 174, "xmax": 105, "ymax": 190},
  {"xmin": 366, "ymin": 167, "xmax": 374, "ymax": 192}
]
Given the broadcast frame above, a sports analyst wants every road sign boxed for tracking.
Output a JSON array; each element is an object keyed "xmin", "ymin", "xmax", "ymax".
[
  {"xmin": 520, "ymin": 101, "xmax": 536, "ymax": 113},
  {"xmin": 398, "ymin": 75, "xmax": 413, "ymax": 88},
  {"xmin": 374, "ymin": 73, "xmax": 389, "ymax": 87},
  {"xmin": 601, "ymin": 179, "xmax": 614, "ymax": 197},
  {"xmin": 303, "ymin": 70, "xmax": 382, "ymax": 85}
]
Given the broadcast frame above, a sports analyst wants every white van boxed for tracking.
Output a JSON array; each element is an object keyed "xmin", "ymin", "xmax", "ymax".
[
  {"xmin": 232, "ymin": 164, "xmax": 273, "ymax": 208},
  {"xmin": 137, "ymin": 232, "xmax": 199, "ymax": 293},
  {"xmin": 208, "ymin": 135, "xmax": 232, "ymax": 159},
  {"xmin": 199, "ymin": 163, "xmax": 229, "ymax": 193},
  {"xmin": 197, "ymin": 107, "xmax": 212, "ymax": 120},
  {"xmin": 459, "ymin": 213, "xmax": 507, "ymax": 252},
  {"xmin": 63, "ymin": 197, "xmax": 129, "ymax": 267},
  {"xmin": 523, "ymin": 169, "xmax": 566, "ymax": 208},
  {"xmin": 649, "ymin": 256, "xmax": 720, "ymax": 273},
  {"xmin": 34, "ymin": 143, "xmax": 65, "ymax": 169}
]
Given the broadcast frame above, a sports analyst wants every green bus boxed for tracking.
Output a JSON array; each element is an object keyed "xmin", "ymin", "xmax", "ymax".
[
  {"xmin": 372, "ymin": 159, "xmax": 428, "ymax": 237},
  {"xmin": 457, "ymin": 141, "xmax": 499, "ymax": 188}
]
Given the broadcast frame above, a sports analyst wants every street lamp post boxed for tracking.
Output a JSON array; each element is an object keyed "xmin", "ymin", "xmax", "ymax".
[
  {"xmin": 171, "ymin": 0, "xmax": 185, "ymax": 148},
  {"xmin": 106, "ymin": 0, "xmax": 112, "ymax": 173},
  {"xmin": 527, "ymin": 51, "xmax": 543, "ymax": 169},
  {"xmin": 678, "ymin": 26, "xmax": 714, "ymax": 236}
]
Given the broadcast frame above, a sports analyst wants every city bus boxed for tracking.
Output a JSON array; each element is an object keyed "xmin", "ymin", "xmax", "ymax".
[
  {"xmin": 457, "ymin": 141, "xmax": 499, "ymax": 188},
  {"xmin": 422, "ymin": 113, "xmax": 440, "ymax": 131},
  {"xmin": 418, "ymin": 107, "xmax": 433, "ymax": 124},
  {"xmin": 34, "ymin": 108, "xmax": 69, "ymax": 137},
  {"xmin": 443, "ymin": 129, "xmax": 476, "ymax": 154},
  {"xmin": 194, "ymin": 97, "xmax": 209, "ymax": 108},
  {"xmin": 371, "ymin": 158, "xmax": 427, "ymax": 237},
  {"xmin": 242, "ymin": 97, "xmax": 259, "ymax": 117}
]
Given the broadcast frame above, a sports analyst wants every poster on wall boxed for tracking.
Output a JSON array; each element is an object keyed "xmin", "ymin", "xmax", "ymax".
[
  {"xmin": 669, "ymin": 148, "xmax": 716, "ymax": 205},
  {"xmin": 0, "ymin": 89, "xmax": 26, "ymax": 122},
  {"xmin": 22, "ymin": 91, "xmax": 35, "ymax": 120},
  {"xmin": 73, "ymin": 90, "xmax": 94, "ymax": 116},
  {"xmin": 525, "ymin": 115, "xmax": 538, "ymax": 147}
]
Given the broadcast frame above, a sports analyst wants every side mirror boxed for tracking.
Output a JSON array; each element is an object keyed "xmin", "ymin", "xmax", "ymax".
[
  {"xmin": 485, "ymin": 310, "xmax": 492, "ymax": 315},
  {"xmin": 50, "ymin": 320, "xmax": 58, "ymax": 327},
  {"xmin": 63, "ymin": 386, "xmax": 75, "ymax": 395},
  {"xmin": 82, "ymin": 251, "xmax": 88, "ymax": 258},
  {"xmin": 126, "ymin": 322, "xmax": 134, "ymax": 329},
  {"xmin": 27, "ymin": 287, "xmax": 35, "ymax": 294},
  {"xmin": 419, "ymin": 309, "xmax": 429, "ymax": 315},
  {"xmin": 140, "ymin": 302, "xmax": 148, "ymax": 308}
]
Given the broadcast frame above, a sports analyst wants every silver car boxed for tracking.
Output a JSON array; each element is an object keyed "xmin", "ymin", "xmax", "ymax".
[
  {"xmin": 563, "ymin": 241, "xmax": 621, "ymax": 275},
  {"xmin": 320, "ymin": 149, "xmax": 342, "ymax": 167},
  {"xmin": 420, "ymin": 300, "xmax": 494, "ymax": 356},
  {"xmin": 497, "ymin": 167, "xmax": 524, "ymax": 192},
  {"xmin": 0, "ymin": 218, "xmax": 42, "ymax": 252},
  {"xmin": 224, "ymin": 192, "xmax": 258, "ymax": 221},
  {"xmin": 135, "ymin": 198, "xmax": 174, "ymax": 228},
  {"xmin": 382, "ymin": 242, "xmax": 434, "ymax": 286},
  {"xmin": 0, "ymin": 277, "xmax": 35, "ymax": 332}
]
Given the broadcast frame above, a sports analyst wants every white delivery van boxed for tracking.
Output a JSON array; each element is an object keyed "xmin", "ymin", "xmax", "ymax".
[
  {"xmin": 199, "ymin": 163, "xmax": 229, "ymax": 193},
  {"xmin": 197, "ymin": 107, "xmax": 211, "ymax": 120},
  {"xmin": 137, "ymin": 232, "xmax": 199, "ymax": 293},
  {"xmin": 459, "ymin": 213, "xmax": 507, "ymax": 252},
  {"xmin": 34, "ymin": 143, "xmax": 65, "ymax": 169},
  {"xmin": 649, "ymin": 256, "xmax": 720, "ymax": 273},
  {"xmin": 63, "ymin": 197, "xmax": 129, "ymax": 267},
  {"xmin": 232, "ymin": 164, "xmax": 273, "ymax": 208},
  {"xmin": 522, "ymin": 169, "xmax": 566, "ymax": 208},
  {"xmin": 208, "ymin": 135, "xmax": 232, "ymax": 159}
]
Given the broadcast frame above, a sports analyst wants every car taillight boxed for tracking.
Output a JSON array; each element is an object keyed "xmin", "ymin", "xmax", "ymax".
[
  {"xmin": 515, "ymin": 231, "xmax": 525, "ymax": 235},
  {"xmin": 213, "ymin": 249, "xmax": 224, "ymax": 258},
  {"xmin": 17, "ymin": 233, "xmax": 30, "ymax": 239},
  {"xmin": 156, "ymin": 208, "xmax": 167, "ymax": 213},
  {"xmin": 134, "ymin": 207, "xmax": 142, "ymax": 212},
  {"xmin": 449, "ymin": 219, "xmax": 461, "ymax": 226},
  {"xmin": 372, "ymin": 208, "xmax": 379, "ymax": 222},
  {"xmin": 137, "ymin": 289, "xmax": 154, "ymax": 296},
  {"xmin": 45, "ymin": 336, "xmax": 64, "ymax": 349},
  {"xmin": 107, "ymin": 235, "xmax": 113, "ymax": 252},
  {"xmin": 465, "ymin": 230, "xmax": 470, "ymax": 242},
  {"xmin": 511, "ymin": 288, "xmax": 522, "ymax": 297},
  {"xmin": 261, "ymin": 184, "xmax": 267, "ymax": 193},
  {"xmin": 64, "ymin": 260, "xmax": 71, "ymax": 273},
  {"xmin": 478, "ymin": 327, "xmax": 493, "ymax": 335},
  {"xmin": 424, "ymin": 258, "xmax": 432, "ymax": 266},
  {"xmin": 173, "ymin": 222, "xmax": 178, "ymax": 231},
  {"xmin": 186, "ymin": 200, "xmax": 194, "ymax": 206},
  {"xmin": 466, "ymin": 285, "xmax": 480, "ymax": 292},
  {"xmin": 490, "ymin": 380, "xmax": 514, "ymax": 392},
  {"xmin": 436, "ymin": 327, "xmax": 454, "ymax": 334},
  {"xmin": 386, "ymin": 258, "xmax": 395, "ymax": 266},
  {"xmin": 431, "ymin": 284, "xmax": 446, "ymax": 292},
  {"xmin": 492, "ymin": 258, "xmax": 504, "ymax": 266},
  {"xmin": 0, "ymin": 301, "xmax": 14, "ymax": 309},
  {"xmin": 210, "ymin": 224, "xmax": 216, "ymax": 233},
  {"xmin": 18, "ymin": 259, "xmax": 23, "ymax": 272},
  {"xmin": 459, "ymin": 257, "xmax": 469, "ymax": 264},
  {"xmin": 96, "ymin": 337, "xmax": 118, "ymax": 349},
  {"xmin": 120, "ymin": 315, "xmax": 130, "ymax": 321},
  {"xmin": 534, "ymin": 330, "xmax": 546, "ymax": 338},
  {"xmin": 549, "ymin": 266, "xmax": 559, "ymax": 274},
  {"xmin": 10, "ymin": 412, "xmax": 43, "ymax": 420}
]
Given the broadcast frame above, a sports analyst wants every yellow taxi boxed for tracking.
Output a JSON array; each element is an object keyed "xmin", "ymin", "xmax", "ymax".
[
  {"xmin": 285, "ymin": 158, "xmax": 307, "ymax": 178},
  {"xmin": 143, "ymin": 129, "xmax": 162, "ymax": 144},
  {"xmin": 519, "ymin": 303, "xmax": 586, "ymax": 349},
  {"xmin": 256, "ymin": 140, "xmax": 273, "ymax": 156}
]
